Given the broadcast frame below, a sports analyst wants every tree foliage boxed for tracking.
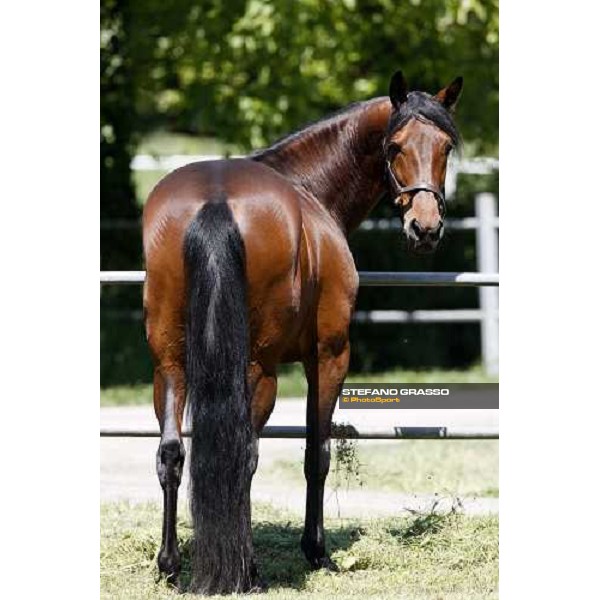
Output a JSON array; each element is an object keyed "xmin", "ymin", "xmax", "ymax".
[
  {"xmin": 101, "ymin": 0, "xmax": 140, "ymax": 269},
  {"xmin": 102, "ymin": 0, "xmax": 498, "ymax": 155}
]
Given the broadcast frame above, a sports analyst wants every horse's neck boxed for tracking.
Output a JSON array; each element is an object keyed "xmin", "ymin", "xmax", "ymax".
[{"xmin": 255, "ymin": 98, "xmax": 392, "ymax": 235}]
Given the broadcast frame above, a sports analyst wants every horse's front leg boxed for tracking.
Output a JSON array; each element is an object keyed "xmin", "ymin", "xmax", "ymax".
[
  {"xmin": 301, "ymin": 339, "xmax": 350, "ymax": 570},
  {"xmin": 153, "ymin": 367, "xmax": 186, "ymax": 585}
]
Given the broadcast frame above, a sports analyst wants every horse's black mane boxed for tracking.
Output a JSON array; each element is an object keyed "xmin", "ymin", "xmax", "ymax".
[
  {"xmin": 387, "ymin": 91, "xmax": 460, "ymax": 147},
  {"xmin": 251, "ymin": 92, "xmax": 459, "ymax": 159}
]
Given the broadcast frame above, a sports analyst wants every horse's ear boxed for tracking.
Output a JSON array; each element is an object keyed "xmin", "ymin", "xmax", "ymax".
[
  {"xmin": 389, "ymin": 70, "xmax": 408, "ymax": 110},
  {"xmin": 434, "ymin": 76, "xmax": 463, "ymax": 112}
]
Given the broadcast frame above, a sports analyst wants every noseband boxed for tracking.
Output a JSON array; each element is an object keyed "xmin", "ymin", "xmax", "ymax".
[{"xmin": 385, "ymin": 159, "xmax": 446, "ymax": 220}]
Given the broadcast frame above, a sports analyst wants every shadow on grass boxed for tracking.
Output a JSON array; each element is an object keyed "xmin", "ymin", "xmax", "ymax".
[
  {"xmin": 171, "ymin": 511, "xmax": 456, "ymax": 593},
  {"xmin": 173, "ymin": 522, "xmax": 359, "ymax": 592},
  {"xmin": 254, "ymin": 522, "xmax": 359, "ymax": 589}
]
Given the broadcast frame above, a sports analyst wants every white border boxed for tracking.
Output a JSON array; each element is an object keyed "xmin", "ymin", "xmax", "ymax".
[
  {"xmin": 1, "ymin": 2, "xmax": 98, "ymax": 596},
  {"xmin": 501, "ymin": 1, "xmax": 600, "ymax": 596}
]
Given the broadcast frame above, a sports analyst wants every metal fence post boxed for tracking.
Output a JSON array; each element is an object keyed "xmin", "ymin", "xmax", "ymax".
[{"xmin": 476, "ymin": 193, "xmax": 499, "ymax": 376}]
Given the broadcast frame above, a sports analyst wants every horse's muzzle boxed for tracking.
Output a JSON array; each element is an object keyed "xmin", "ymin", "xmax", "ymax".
[{"xmin": 405, "ymin": 218, "xmax": 444, "ymax": 254}]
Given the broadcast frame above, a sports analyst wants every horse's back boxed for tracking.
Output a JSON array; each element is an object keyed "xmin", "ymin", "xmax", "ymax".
[{"xmin": 144, "ymin": 159, "xmax": 301, "ymax": 257}]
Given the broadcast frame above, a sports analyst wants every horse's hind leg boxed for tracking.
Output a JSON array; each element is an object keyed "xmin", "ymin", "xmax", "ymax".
[
  {"xmin": 153, "ymin": 366, "xmax": 186, "ymax": 584},
  {"xmin": 144, "ymin": 267, "xmax": 187, "ymax": 584},
  {"xmin": 246, "ymin": 361, "xmax": 278, "ymax": 590},
  {"xmin": 301, "ymin": 336, "xmax": 351, "ymax": 570}
]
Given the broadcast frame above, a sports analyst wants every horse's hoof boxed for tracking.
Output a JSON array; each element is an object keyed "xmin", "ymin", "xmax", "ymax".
[
  {"xmin": 309, "ymin": 555, "xmax": 339, "ymax": 572},
  {"xmin": 157, "ymin": 549, "xmax": 181, "ymax": 587},
  {"xmin": 155, "ymin": 570, "xmax": 180, "ymax": 590},
  {"xmin": 165, "ymin": 574, "xmax": 181, "ymax": 590}
]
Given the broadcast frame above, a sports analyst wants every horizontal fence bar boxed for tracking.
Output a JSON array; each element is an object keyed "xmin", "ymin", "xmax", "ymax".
[
  {"xmin": 103, "ymin": 308, "xmax": 498, "ymax": 323},
  {"xmin": 359, "ymin": 216, "xmax": 499, "ymax": 231},
  {"xmin": 100, "ymin": 425, "xmax": 499, "ymax": 440},
  {"xmin": 100, "ymin": 271, "xmax": 499, "ymax": 287},
  {"xmin": 358, "ymin": 272, "xmax": 499, "ymax": 287},
  {"xmin": 101, "ymin": 271, "xmax": 145, "ymax": 283},
  {"xmin": 353, "ymin": 309, "xmax": 490, "ymax": 323}
]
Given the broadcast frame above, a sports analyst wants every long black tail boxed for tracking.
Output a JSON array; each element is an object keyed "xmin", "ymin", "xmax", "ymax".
[{"xmin": 184, "ymin": 201, "xmax": 255, "ymax": 594}]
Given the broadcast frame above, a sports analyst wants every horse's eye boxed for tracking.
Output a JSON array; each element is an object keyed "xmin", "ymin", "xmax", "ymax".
[{"xmin": 444, "ymin": 145, "xmax": 453, "ymax": 156}]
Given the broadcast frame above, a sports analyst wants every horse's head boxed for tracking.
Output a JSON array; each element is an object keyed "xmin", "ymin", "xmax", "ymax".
[{"xmin": 385, "ymin": 71, "xmax": 463, "ymax": 254}]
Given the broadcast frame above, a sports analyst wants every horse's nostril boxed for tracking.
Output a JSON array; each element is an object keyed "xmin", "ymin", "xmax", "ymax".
[
  {"xmin": 410, "ymin": 219, "xmax": 424, "ymax": 239},
  {"xmin": 430, "ymin": 221, "xmax": 444, "ymax": 241},
  {"xmin": 409, "ymin": 219, "xmax": 443, "ymax": 243}
]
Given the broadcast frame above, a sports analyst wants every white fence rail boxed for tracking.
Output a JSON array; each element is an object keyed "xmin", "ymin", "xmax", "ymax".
[
  {"xmin": 100, "ymin": 425, "xmax": 499, "ymax": 440},
  {"xmin": 100, "ymin": 271, "xmax": 499, "ymax": 287}
]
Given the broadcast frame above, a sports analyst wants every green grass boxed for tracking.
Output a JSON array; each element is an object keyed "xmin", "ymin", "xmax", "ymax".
[
  {"xmin": 101, "ymin": 384, "xmax": 154, "ymax": 407},
  {"xmin": 262, "ymin": 441, "xmax": 498, "ymax": 498},
  {"xmin": 100, "ymin": 364, "xmax": 497, "ymax": 406},
  {"xmin": 101, "ymin": 501, "xmax": 498, "ymax": 599}
]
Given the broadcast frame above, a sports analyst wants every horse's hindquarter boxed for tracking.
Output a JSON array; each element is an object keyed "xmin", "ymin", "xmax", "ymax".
[
  {"xmin": 142, "ymin": 159, "xmax": 315, "ymax": 366},
  {"xmin": 242, "ymin": 184, "xmax": 359, "ymax": 365},
  {"xmin": 300, "ymin": 202, "xmax": 359, "ymax": 349},
  {"xmin": 231, "ymin": 174, "xmax": 312, "ymax": 366},
  {"xmin": 142, "ymin": 158, "xmax": 357, "ymax": 369}
]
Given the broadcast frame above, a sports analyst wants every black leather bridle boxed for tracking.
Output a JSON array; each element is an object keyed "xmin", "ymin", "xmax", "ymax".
[{"xmin": 385, "ymin": 158, "xmax": 447, "ymax": 221}]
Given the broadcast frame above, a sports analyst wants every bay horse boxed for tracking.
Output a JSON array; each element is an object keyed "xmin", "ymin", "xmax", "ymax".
[{"xmin": 142, "ymin": 70, "xmax": 462, "ymax": 593}]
